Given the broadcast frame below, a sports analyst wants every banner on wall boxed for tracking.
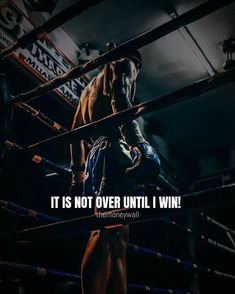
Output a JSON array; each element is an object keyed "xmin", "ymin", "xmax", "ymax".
[{"xmin": 0, "ymin": 2, "xmax": 85, "ymax": 106}]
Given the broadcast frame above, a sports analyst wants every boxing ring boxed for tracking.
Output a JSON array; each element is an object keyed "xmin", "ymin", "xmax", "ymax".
[{"xmin": 1, "ymin": 0, "xmax": 235, "ymax": 293}]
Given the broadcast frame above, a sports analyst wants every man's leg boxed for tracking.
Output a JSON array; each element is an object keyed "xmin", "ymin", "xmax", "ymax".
[
  {"xmin": 81, "ymin": 141, "xmax": 130, "ymax": 294},
  {"xmin": 81, "ymin": 230, "xmax": 111, "ymax": 294},
  {"xmin": 106, "ymin": 225, "xmax": 129, "ymax": 294}
]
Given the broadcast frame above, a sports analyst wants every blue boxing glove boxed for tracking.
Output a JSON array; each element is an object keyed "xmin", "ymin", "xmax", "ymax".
[{"xmin": 126, "ymin": 143, "xmax": 161, "ymax": 184}]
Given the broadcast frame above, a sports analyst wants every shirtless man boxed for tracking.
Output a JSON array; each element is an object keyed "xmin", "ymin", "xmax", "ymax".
[{"xmin": 70, "ymin": 47, "xmax": 160, "ymax": 294}]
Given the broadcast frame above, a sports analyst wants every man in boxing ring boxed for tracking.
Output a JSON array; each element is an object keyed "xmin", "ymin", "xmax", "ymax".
[{"xmin": 70, "ymin": 47, "xmax": 161, "ymax": 294}]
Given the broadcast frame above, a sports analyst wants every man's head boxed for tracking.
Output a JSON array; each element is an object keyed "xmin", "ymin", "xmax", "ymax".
[
  {"xmin": 122, "ymin": 47, "xmax": 142, "ymax": 70},
  {"xmin": 106, "ymin": 43, "xmax": 142, "ymax": 70}
]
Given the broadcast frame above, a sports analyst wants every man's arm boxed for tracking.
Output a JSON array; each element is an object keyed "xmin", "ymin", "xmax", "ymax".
[
  {"xmin": 110, "ymin": 58, "xmax": 161, "ymax": 182},
  {"xmin": 70, "ymin": 102, "xmax": 86, "ymax": 183},
  {"xmin": 110, "ymin": 59, "xmax": 146, "ymax": 146}
]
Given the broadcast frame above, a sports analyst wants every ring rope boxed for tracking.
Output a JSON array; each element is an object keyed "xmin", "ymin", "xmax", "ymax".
[
  {"xmin": 1, "ymin": 203, "xmax": 234, "ymax": 283},
  {"xmin": 128, "ymin": 243, "xmax": 235, "ymax": 281},
  {"xmin": 0, "ymin": 0, "xmax": 104, "ymax": 60},
  {"xmin": 0, "ymin": 261, "xmax": 80, "ymax": 281},
  {"xmin": 197, "ymin": 212, "xmax": 235, "ymax": 236},
  {"xmin": 5, "ymin": 140, "xmax": 71, "ymax": 176},
  {"xmin": 0, "ymin": 200, "xmax": 60, "ymax": 222},
  {"xmin": 159, "ymin": 218, "xmax": 235, "ymax": 255},
  {"xmin": 0, "ymin": 261, "xmax": 192, "ymax": 293},
  {"xmin": 128, "ymin": 284, "xmax": 191, "ymax": 294},
  {"xmin": 1, "ymin": 198, "xmax": 234, "ymax": 256},
  {"xmin": 10, "ymin": 0, "xmax": 235, "ymax": 105},
  {"xmin": 1, "ymin": 183, "xmax": 234, "ymax": 243},
  {"xmin": 25, "ymin": 68, "xmax": 235, "ymax": 150},
  {"xmin": 18, "ymin": 103, "xmax": 68, "ymax": 133}
]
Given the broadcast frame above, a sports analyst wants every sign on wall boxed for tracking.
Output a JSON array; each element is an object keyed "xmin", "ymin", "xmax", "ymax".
[{"xmin": 0, "ymin": 2, "xmax": 85, "ymax": 106}]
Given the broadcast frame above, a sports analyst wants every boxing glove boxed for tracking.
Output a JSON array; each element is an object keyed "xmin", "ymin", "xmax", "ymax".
[{"xmin": 126, "ymin": 142, "xmax": 161, "ymax": 184}]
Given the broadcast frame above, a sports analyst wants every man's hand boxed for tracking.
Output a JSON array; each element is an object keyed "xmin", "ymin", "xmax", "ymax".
[
  {"xmin": 70, "ymin": 181, "xmax": 84, "ymax": 196},
  {"xmin": 126, "ymin": 143, "xmax": 161, "ymax": 184},
  {"xmin": 70, "ymin": 169, "xmax": 86, "ymax": 196}
]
